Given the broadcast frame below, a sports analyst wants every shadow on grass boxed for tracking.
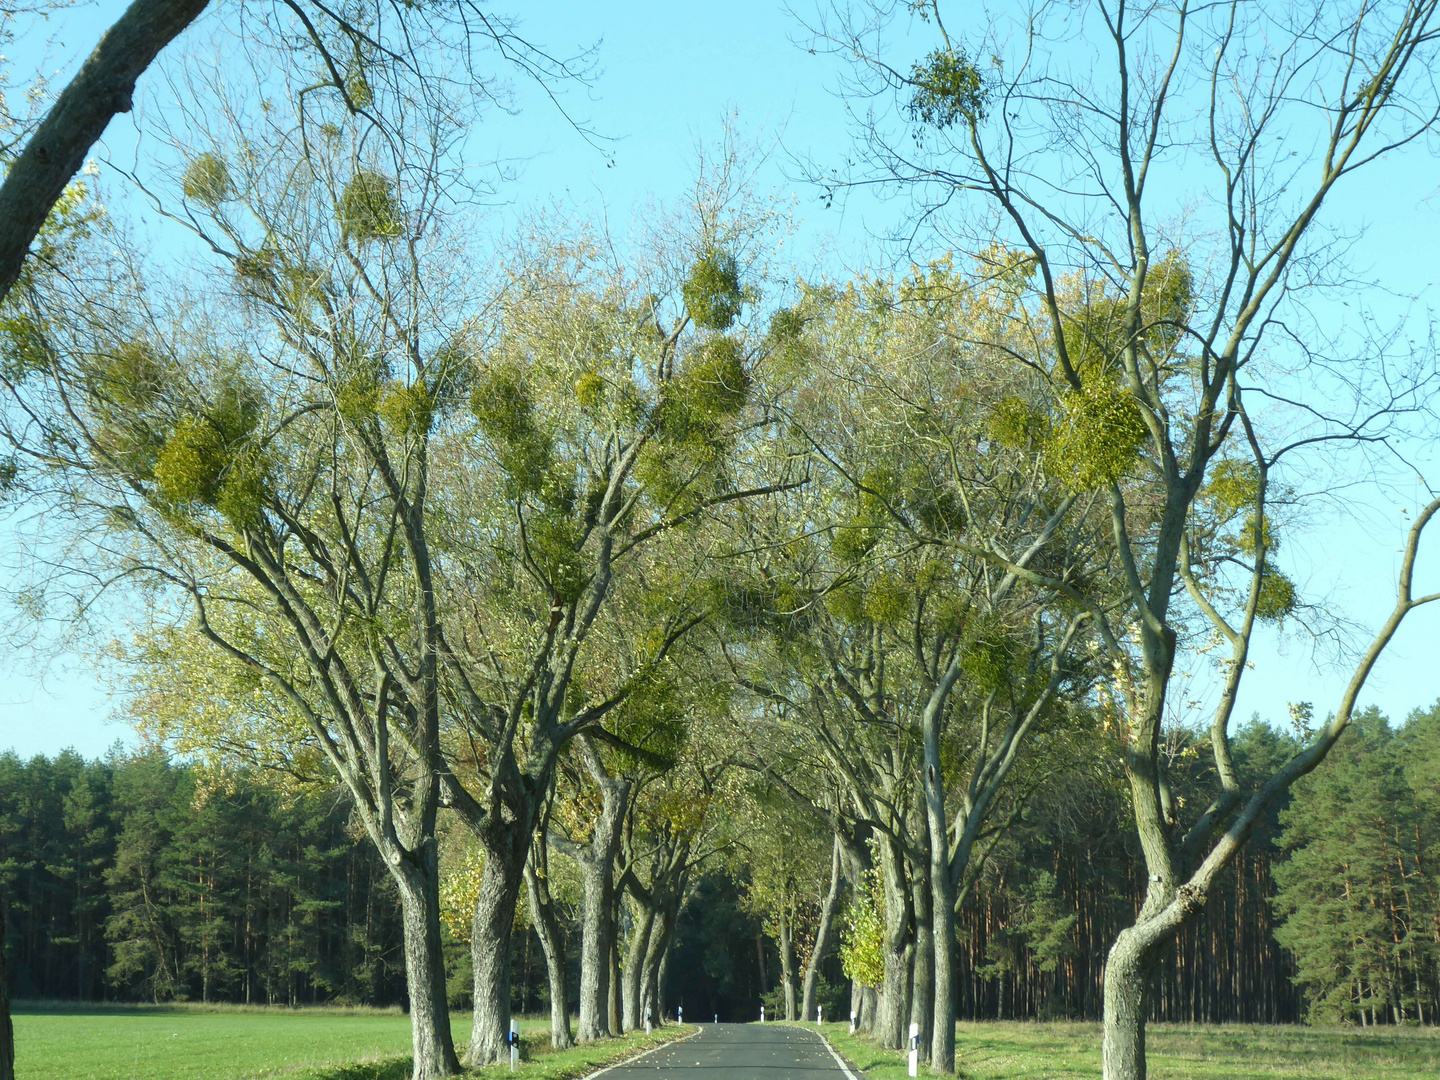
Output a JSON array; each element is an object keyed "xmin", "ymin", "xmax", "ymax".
[{"xmin": 293, "ymin": 1057, "xmax": 412, "ymax": 1080}]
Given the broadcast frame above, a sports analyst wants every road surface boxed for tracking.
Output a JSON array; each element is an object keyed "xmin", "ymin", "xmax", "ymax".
[{"xmin": 594, "ymin": 1023, "xmax": 858, "ymax": 1080}]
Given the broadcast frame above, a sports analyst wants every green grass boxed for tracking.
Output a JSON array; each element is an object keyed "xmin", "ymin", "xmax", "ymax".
[
  {"xmin": 805, "ymin": 1019, "xmax": 1440, "ymax": 1079},
  {"xmin": 12, "ymin": 1002, "xmax": 694, "ymax": 1080}
]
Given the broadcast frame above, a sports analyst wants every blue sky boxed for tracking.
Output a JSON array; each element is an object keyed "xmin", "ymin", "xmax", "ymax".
[{"xmin": 3, "ymin": 0, "xmax": 1439, "ymax": 760}]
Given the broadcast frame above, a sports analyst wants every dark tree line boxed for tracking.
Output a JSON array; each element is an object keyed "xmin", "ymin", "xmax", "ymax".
[
  {"xmin": 4, "ymin": 701, "xmax": 1438, "ymax": 1029},
  {"xmin": 2, "ymin": 701, "xmax": 1433, "ymax": 1029},
  {"xmin": 0, "ymin": 750, "xmax": 406, "ymax": 1005},
  {"xmin": 940, "ymin": 720, "xmax": 1303, "ymax": 1024}
]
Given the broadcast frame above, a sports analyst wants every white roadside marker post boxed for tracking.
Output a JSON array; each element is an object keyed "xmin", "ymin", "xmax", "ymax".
[
  {"xmin": 817, "ymin": 1006, "xmax": 823, "ymax": 1026},
  {"xmin": 908, "ymin": 1021, "xmax": 919, "ymax": 1078},
  {"xmin": 509, "ymin": 1019, "xmax": 520, "ymax": 1072},
  {"xmin": 849, "ymin": 1010, "xmax": 856, "ymax": 1035},
  {"xmin": 678, "ymin": 1005, "xmax": 683, "ymax": 1025},
  {"xmin": 760, "ymin": 1005, "xmax": 765, "ymax": 1023},
  {"xmin": 645, "ymin": 1007, "xmax": 652, "ymax": 1035}
]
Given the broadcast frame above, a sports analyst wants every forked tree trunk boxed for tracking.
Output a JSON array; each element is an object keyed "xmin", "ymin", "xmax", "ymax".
[
  {"xmin": 467, "ymin": 825, "xmax": 531, "ymax": 1066},
  {"xmin": 393, "ymin": 859, "xmax": 462, "ymax": 1079},
  {"xmin": 639, "ymin": 903, "xmax": 676, "ymax": 1024},
  {"xmin": 801, "ymin": 837, "xmax": 845, "ymax": 1024},
  {"xmin": 524, "ymin": 861, "xmax": 573, "ymax": 1049}
]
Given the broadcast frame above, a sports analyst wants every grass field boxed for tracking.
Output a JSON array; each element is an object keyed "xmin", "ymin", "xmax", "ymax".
[
  {"xmin": 12, "ymin": 1003, "xmax": 694, "ymax": 1080},
  {"xmin": 811, "ymin": 1019, "xmax": 1440, "ymax": 1079}
]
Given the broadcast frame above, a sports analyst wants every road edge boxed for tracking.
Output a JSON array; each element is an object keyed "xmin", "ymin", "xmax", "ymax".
[
  {"xmin": 578, "ymin": 1024, "xmax": 702, "ymax": 1080},
  {"xmin": 810, "ymin": 1026, "xmax": 864, "ymax": 1080}
]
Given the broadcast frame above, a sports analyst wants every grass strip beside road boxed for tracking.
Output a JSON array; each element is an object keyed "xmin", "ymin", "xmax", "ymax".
[
  {"xmin": 12, "ymin": 1003, "xmax": 695, "ymax": 1080},
  {"xmin": 793, "ymin": 1020, "xmax": 1440, "ymax": 1079},
  {"xmin": 461, "ymin": 1023, "xmax": 697, "ymax": 1080}
]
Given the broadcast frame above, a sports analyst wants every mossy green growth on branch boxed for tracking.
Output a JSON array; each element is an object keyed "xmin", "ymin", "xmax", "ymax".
[
  {"xmin": 0, "ymin": 312, "xmax": 52, "ymax": 380},
  {"xmin": 337, "ymin": 169, "xmax": 403, "ymax": 242},
  {"xmin": 960, "ymin": 616, "xmax": 1017, "ymax": 696},
  {"xmin": 471, "ymin": 367, "xmax": 554, "ymax": 497},
  {"xmin": 377, "ymin": 379, "xmax": 433, "ymax": 436},
  {"xmin": 654, "ymin": 336, "xmax": 751, "ymax": 453},
  {"xmin": 1255, "ymin": 566, "xmax": 1297, "ymax": 623},
  {"xmin": 682, "ymin": 249, "xmax": 743, "ymax": 330},
  {"xmin": 153, "ymin": 380, "xmax": 269, "ymax": 531},
  {"xmin": 1044, "ymin": 382, "xmax": 1148, "ymax": 491},
  {"xmin": 908, "ymin": 48, "xmax": 989, "ymax": 129},
  {"xmin": 181, "ymin": 153, "xmax": 234, "ymax": 208}
]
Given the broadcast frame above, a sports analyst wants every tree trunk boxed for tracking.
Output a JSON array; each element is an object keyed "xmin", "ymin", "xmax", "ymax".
[
  {"xmin": 658, "ymin": 944, "xmax": 672, "ymax": 1022},
  {"xmin": 609, "ymin": 938, "xmax": 623, "ymax": 1033},
  {"xmin": 910, "ymin": 863, "xmax": 934, "ymax": 1063},
  {"xmin": 467, "ymin": 826, "xmax": 530, "ymax": 1066},
  {"xmin": 576, "ymin": 751, "xmax": 629, "ymax": 1043},
  {"xmin": 393, "ymin": 860, "xmax": 462, "ymax": 1080},
  {"xmin": 576, "ymin": 857, "xmax": 615, "ymax": 1040},
  {"xmin": 640, "ymin": 902, "xmax": 676, "ymax": 1026},
  {"xmin": 524, "ymin": 861, "xmax": 573, "ymax": 1049},
  {"xmin": 0, "ymin": 0, "xmax": 213, "ymax": 304},
  {"xmin": 930, "ymin": 846, "xmax": 958, "ymax": 1073},
  {"xmin": 802, "ymin": 836, "xmax": 845, "ymax": 1024},
  {"xmin": 622, "ymin": 901, "xmax": 656, "ymax": 1030},
  {"xmin": 876, "ymin": 842, "xmax": 912, "ymax": 1049},
  {"xmin": 1, "ymin": 901, "xmax": 13, "ymax": 1080},
  {"xmin": 779, "ymin": 908, "xmax": 797, "ymax": 1020},
  {"xmin": 860, "ymin": 985, "xmax": 878, "ymax": 1034},
  {"xmin": 1103, "ymin": 924, "xmax": 1162, "ymax": 1080}
]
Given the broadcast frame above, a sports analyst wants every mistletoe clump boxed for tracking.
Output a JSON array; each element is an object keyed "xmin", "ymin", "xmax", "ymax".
[
  {"xmin": 154, "ymin": 380, "xmax": 269, "ymax": 530},
  {"xmin": 181, "ymin": 153, "xmax": 233, "ymax": 208},
  {"xmin": 337, "ymin": 169, "xmax": 403, "ymax": 242},
  {"xmin": 682, "ymin": 249, "xmax": 744, "ymax": 330},
  {"xmin": 1045, "ymin": 383, "xmax": 1148, "ymax": 491},
  {"xmin": 908, "ymin": 49, "xmax": 989, "ymax": 129}
]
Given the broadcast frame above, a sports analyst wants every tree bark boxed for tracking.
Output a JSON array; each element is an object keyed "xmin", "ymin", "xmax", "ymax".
[
  {"xmin": 1, "ymin": 900, "xmax": 13, "ymax": 1080},
  {"xmin": 622, "ymin": 899, "xmax": 656, "ymax": 1030},
  {"xmin": 910, "ymin": 860, "xmax": 934, "ymax": 1063},
  {"xmin": 393, "ymin": 859, "xmax": 462, "ymax": 1080},
  {"xmin": 1102, "ymin": 924, "xmax": 1164, "ymax": 1080},
  {"xmin": 575, "ymin": 741, "xmax": 629, "ymax": 1042},
  {"xmin": 802, "ymin": 836, "xmax": 845, "ymax": 1024},
  {"xmin": 467, "ymin": 823, "xmax": 531, "ymax": 1066},
  {"xmin": 0, "ymin": 0, "xmax": 212, "ymax": 304},
  {"xmin": 929, "ymin": 827, "xmax": 958, "ymax": 1073},
  {"xmin": 524, "ymin": 859, "xmax": 573, "ymax": 1049},
  {"xmin": 876, "ymin": 840, "xmax": 912, "ymax": 1049},
  {"xmin": 779, "ymin": 907, "xmax": 797, "ymax": 1020},
  {"xmin": 608, "ymin": 937, "xmax": 623, "ymax": 1033}
]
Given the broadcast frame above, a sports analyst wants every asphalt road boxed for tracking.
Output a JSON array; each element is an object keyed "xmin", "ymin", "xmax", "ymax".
[{"xmin": 594, "ymin": 1024, "xmax": 857, "ymax": 1080}]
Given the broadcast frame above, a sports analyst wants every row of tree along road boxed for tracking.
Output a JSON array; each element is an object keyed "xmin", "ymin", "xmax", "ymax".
[{"xmin": 4, "ymin": 3, "xmax": 1440, "ymax": 1080}]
